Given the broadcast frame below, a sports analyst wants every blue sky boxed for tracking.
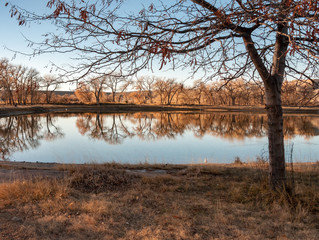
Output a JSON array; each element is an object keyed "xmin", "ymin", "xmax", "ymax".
[
  {"xmin": 0, "ymin": 0, "xmax": 200, "ymax": 90},
  {"xmin": 0, "ymin": 1, "xmax": 48, "ymax": 69},
  {"xmin": 0, "ymin": 0, "xmax": 75, "ymax": 89}
]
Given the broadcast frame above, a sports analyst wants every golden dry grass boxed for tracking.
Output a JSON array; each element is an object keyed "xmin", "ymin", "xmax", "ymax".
[{"xmin": 0, "ymin": 163, "xmax": 318, "ymax": 240}]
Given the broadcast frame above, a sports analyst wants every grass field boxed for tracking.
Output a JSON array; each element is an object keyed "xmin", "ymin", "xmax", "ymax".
[{"xmin": 0, "ymin": 162, "xmax": 318, "ymax": 239}]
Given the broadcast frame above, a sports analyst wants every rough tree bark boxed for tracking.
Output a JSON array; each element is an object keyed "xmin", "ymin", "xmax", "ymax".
[{"xmin": 242, "ymin": 18, "xmax": 289, "ymax": 188}]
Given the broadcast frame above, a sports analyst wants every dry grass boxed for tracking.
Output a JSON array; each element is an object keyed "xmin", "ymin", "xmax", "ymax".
[
  {"xmin": 0, "ymin": 179, "xmax": 68, "ymax": 207},
  {"xmin": 0, "ymin": 163, "xmax": 318, "ymax": 240}
]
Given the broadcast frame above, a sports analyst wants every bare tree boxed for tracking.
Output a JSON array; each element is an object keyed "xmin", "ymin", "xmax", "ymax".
[
  {"xmin": 75, "ymin": 82, "xmax": 94, "ymax": 104},
  {"xmin": 90, "ymin": 76, "xmax": 106, "ymax": 105},
  {"xmin": 249, "ymin": 80, "xmax": 266, "ymax": 105},
  {"xmin": 10, "ymin": 0, "xmax": 319, "ymax": 189},
  {"xmin": 0, "ymin": 59, "xmax": 15, "ymax": 105},
  {"xmin": 154, "ymin": 78, "xmax": 182, "ymax": 105},
  {"xmin": 117, "ymin": 78, "xmax": 132, "ymax": 103},
  {"xmin": 222, "ymin": 78, "xmax": 248, "ymax": 106},
  {"xmin": 134, "ymin": 76, "xmax": 156, "ymax": 104},
  {"xmin": 104, "ymin": 75, "xmax": 126, "ymax": 102},
  {"xmin": 0, "ymin": 59, "xmax": 40, "ymax": 105},
  {"xmin": 192, "ymin": 80, "xmax": 207, "ymax": 105},
  {"xmin": 41, "ymin": 74, "xmax": 59, "ymax": 104},
  {"xmin": 25, "ymin": 68, "xmax": 40, "ymax": 105}
]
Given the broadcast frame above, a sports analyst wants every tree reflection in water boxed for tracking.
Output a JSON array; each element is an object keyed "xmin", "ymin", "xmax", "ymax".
[
  {"xmin": 74, "ymin": 112, "xmax": 319, "ymax": 143},
  {"xmin": 76, "ymin": 113, "xmax": 132, "ymax": 144},
  {"xmin": 1, "ymin": 112, "xmax": 318, "ymax": 161},
  {"xmin": 0, "ymin": 114, "xmax": 64, "ymax": 160}
]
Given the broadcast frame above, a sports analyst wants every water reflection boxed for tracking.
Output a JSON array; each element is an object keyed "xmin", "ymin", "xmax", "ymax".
[
  {"xmin": 76, "ymin": 114, "xmax": 131, "ymax": 144},
  {"xmin": 1, "ymin": 112, "xmax": 319, "ymax": 162},
  {"xmin": 0, "ymin": 114, "xmax": 64, "ymax": 160},
  {"xmin": 76, "ymin": 112, "xmax": 319, "ymax": 142}
]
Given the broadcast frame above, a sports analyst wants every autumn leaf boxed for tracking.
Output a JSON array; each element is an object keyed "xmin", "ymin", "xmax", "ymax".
[{"xmin": 80, "ymin": 9, "xmax": 88, "ymax": 22}]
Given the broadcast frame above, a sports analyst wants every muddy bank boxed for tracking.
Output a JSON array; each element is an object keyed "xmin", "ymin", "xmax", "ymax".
[
  {"xmin": 1, "ymin": 104, "xmax": 319, "ymax": 117},
  {"xmin": 0, "ymin": 161, "xmax": 183, "ymax": 183},
  {"xmin": 0, "ymin": 104, "xmax": 202, "ymax": 117},
  {"xmin": 0, "ymin": 161, "xmax": 66, "ymax": 183}
]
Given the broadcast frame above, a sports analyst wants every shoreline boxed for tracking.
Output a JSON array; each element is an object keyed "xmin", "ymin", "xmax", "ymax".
[
  {"xmin": 1, "ymin": 103, "xmax": 319, "ymax": 117},
  {"xmin": 1, "ymin": 160, "xmax": 317, "ymax": 183}
]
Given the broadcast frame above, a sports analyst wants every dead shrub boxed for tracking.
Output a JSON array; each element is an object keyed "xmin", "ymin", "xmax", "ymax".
[{"xmin": 69, "ymin": 168, "xmax": 140, "ymax": 193}]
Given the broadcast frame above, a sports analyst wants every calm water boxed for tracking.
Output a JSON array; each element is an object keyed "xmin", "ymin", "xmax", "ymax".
[{"xmin": 1, "ymin": 112, "xmax": 319, "ymax": 164}]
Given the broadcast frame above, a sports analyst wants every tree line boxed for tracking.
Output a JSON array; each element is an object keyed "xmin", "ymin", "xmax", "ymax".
[
  {"xmin": 0, "ymin": 58, "xmax": 61, "ymax": 105},
  {"xmin": 1, "ymin": 58, "xmax": 318, "ymax": 106}
]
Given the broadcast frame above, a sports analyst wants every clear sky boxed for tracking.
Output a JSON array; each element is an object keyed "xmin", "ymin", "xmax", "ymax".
[
  {"xmin": 0, "ymin": 0, "xmax": 200, "ymax": 90},
  {"xmin": 0, "ymin": 0, "xmax": 76, "ymax": 89},
  {"xmin": 0, "ymin": 1, "xmax": 51, "ymax": 72}
]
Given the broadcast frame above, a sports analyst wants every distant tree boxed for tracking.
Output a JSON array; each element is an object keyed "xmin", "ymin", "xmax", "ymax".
[
  {"xmin": 104, "ymin": 75, "xmax": 126, "ymax": 102},
  {"xmin": 153, "ymin": 78, "xmax": 166, "ymax": 105},
  {"xmin": 41, "ymin": 74, "xmax": 59, "ymax": 104},
  {"xmin": 0, "ymin": 59, "xmax": 15, "ymax": 105},
  {"xmin": 75, "ymin": 82, "xmax": 94, "ymax": 104},
  {"xmin": 0, "ymin": 59, "xmax": 40, "ymax": 105},
  {"xmin": 223, "ymin": 78, "xmax": 249, "ymax": 106},
  {"xmin": 204, "ymin": 82, "xmax": 220, "ymax": 105},
  {"xmin": 89, "ymin": 77, "xmax": 106, "ymax": 105},
  {"xmin": 282, "ymin": 81, "xmax": 298, "ymax": 106},
  {"xmin": 133, "ymin": 80, "xmax": 146, "ymax": 104},
  {"xmin": 134, "ymin": 76, "xmax": 156, "ymax": 104},
  {"xmin": 192, "ymin": 80, "xmax": 207, "ymax": 105},
  {"xmin": 154, "ymin": 78, "xmax": 182, "ymax": 105},
  {"xmin": 249, "ymin": 80, "xmax": 266, "ymax": 105},
  {"xmin": 24, "ymin": 68, "xmax": 40, "ymax": 105},
  {"xmin": 295, "ymin": 80, "xmax": 319, "ymax": 105},
  {"xmin": 118, "ymin": 79, "xmax": 132, "ymax": 103}
]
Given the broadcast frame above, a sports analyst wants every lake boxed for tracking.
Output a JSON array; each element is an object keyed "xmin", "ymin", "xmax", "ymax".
[{"xmin": 1, "ymin": 112, "xmax": 319, "ymax": 164}]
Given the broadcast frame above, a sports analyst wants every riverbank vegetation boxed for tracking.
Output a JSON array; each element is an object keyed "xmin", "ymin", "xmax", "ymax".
[{"xmin": 0, "ymin": 162, "xmax": 318, "ymax": 239}]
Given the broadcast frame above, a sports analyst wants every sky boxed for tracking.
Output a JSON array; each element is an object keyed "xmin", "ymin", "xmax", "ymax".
[
  {"xmin": 0, "ymin": 1, "xmax": 47, "ymax": 65},
  {"xmin": 0, "ymin": 0, "xmax": 200, "ymax": 90},
  {"xmin": 0, "ymin": 0, "xmax": 75, "ymax": 89}
]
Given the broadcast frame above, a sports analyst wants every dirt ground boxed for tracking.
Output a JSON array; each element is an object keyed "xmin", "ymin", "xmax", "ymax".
[{"xmin": 0, "ymin": 161, "xmax": 66, "ymax": 183}]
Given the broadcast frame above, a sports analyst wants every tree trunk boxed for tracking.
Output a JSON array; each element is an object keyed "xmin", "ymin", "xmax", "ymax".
[
  {"xmin": 260, "ymin": 94, "xmax": 264, "ymax": 105},
  {"xmin": 231, "ymin": 96, "xmax": 236, "ymax": 106},
  {"xmin": 265, "ymin": 83, "xmax": 286, "ymax": 189},
  {"xmin": 243, "ymin": 21, "xmax": 288, "ymax": 190},
  {"xmin": 148, "ymin": 91, "xmax": 153, "ymax": 103},
  {"xmin": 46, "ymin": 92, "xmax": 51, "ymax": 104},
  {"xmin": 112, "ymin": 92, "xmax": 115, "ymax": 102},
  {"xmin": 95, "ymin": 90, "xmax": 100, "ymax": 105}
]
